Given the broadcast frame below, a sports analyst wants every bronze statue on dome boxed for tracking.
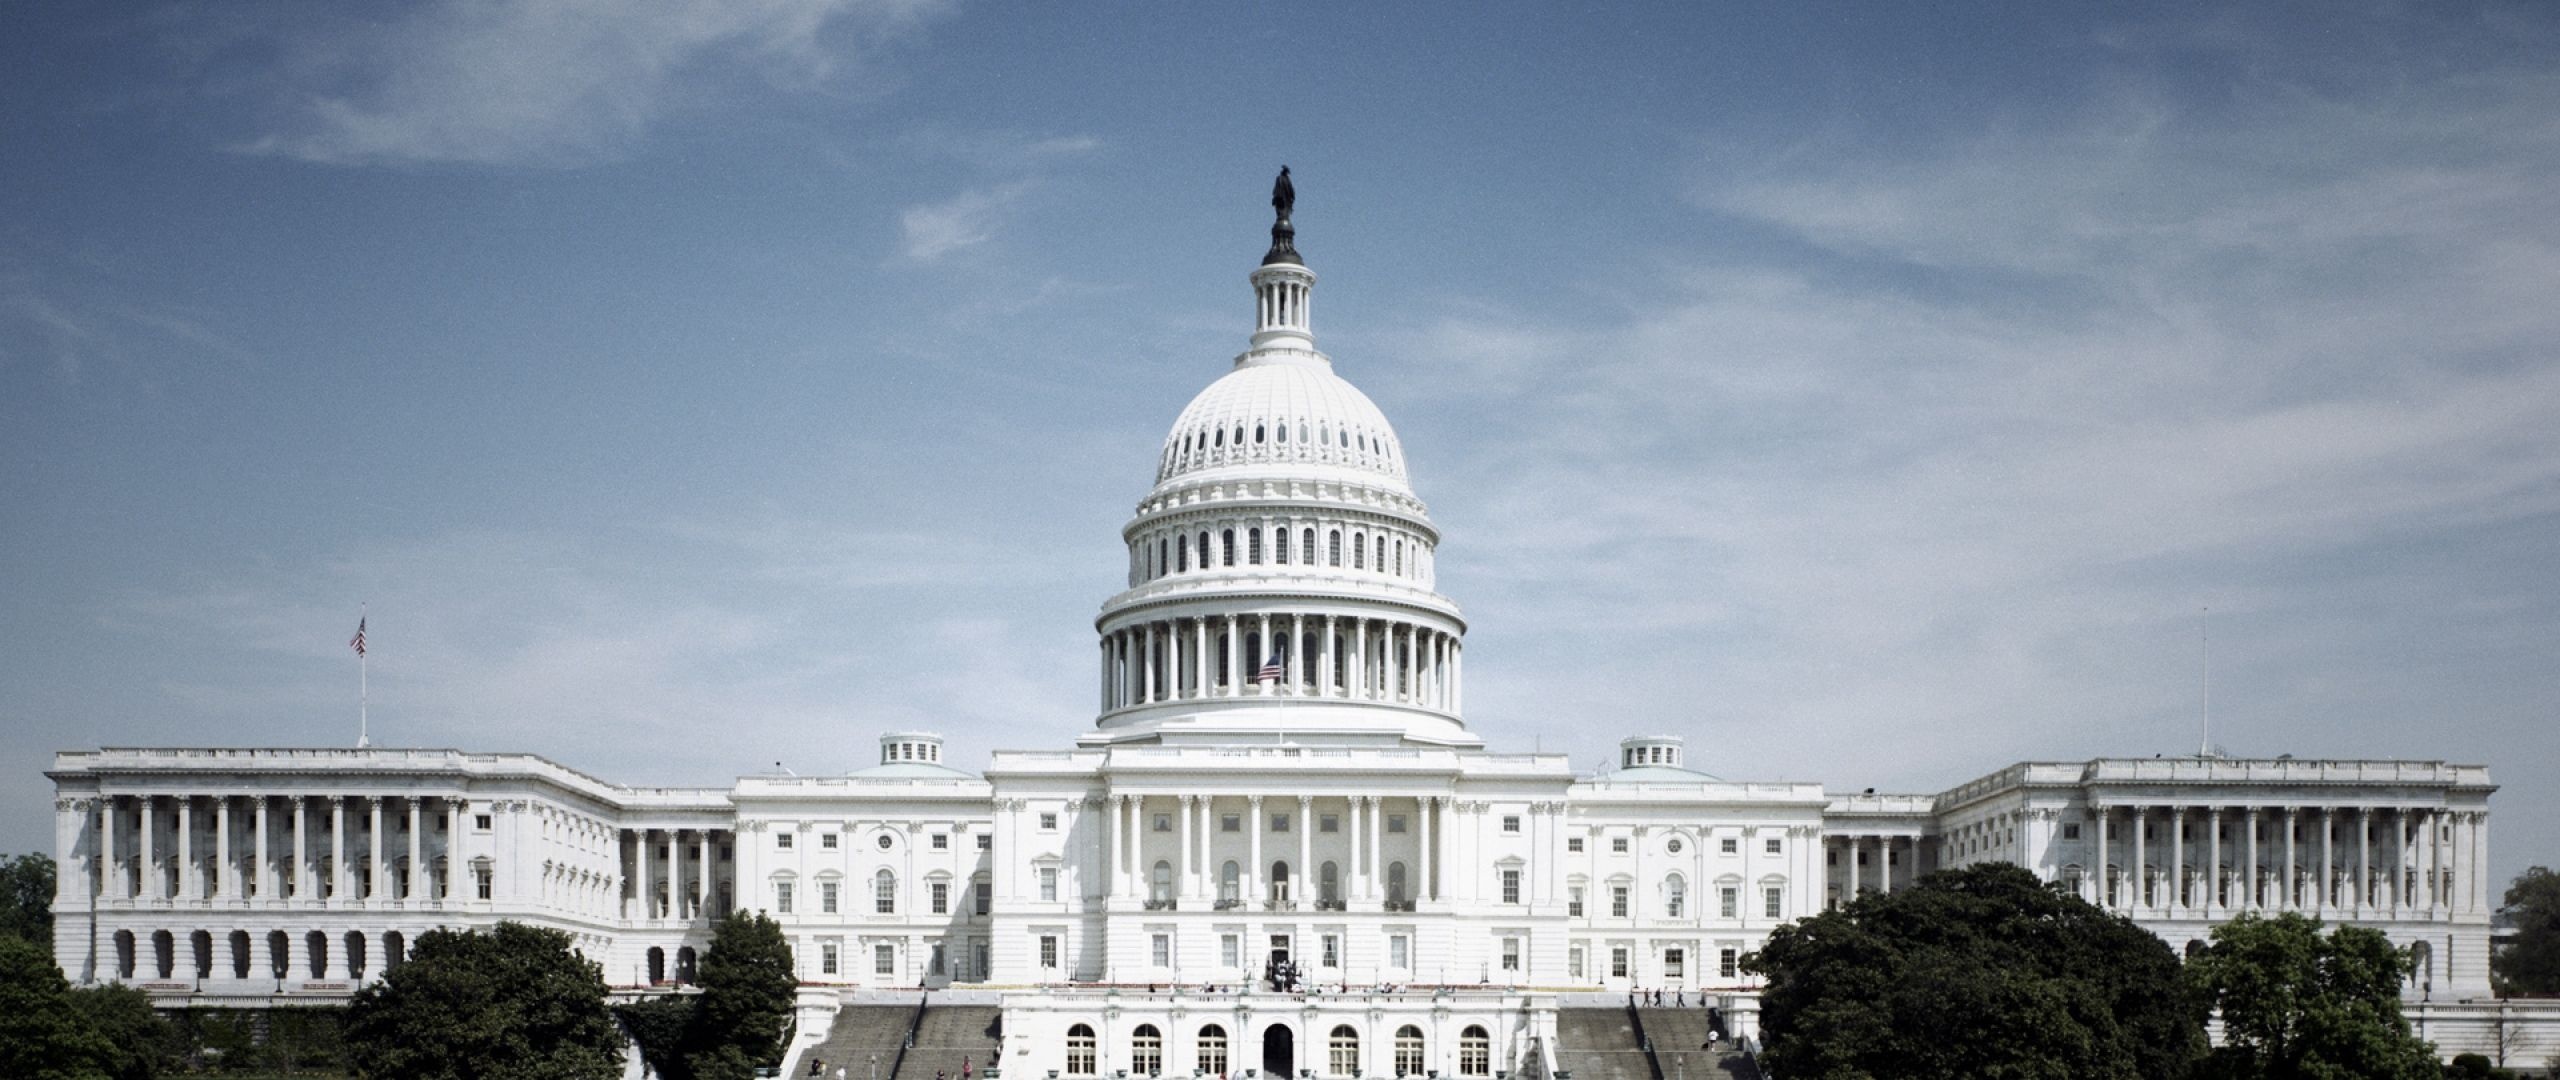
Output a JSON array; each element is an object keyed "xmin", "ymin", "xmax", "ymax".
[{"xmin": 1272, "ymin": 166, "xmax": 1295, "ymax": 222}]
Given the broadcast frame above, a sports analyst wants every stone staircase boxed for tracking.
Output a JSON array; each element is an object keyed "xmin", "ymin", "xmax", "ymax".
[
  {"xmin": 1632, "ymin": 1009, "xmax": 1759, "ymax": 1080},
  {"xmin": 800, "ymin": 1004, "xmax": 919, "ymax": 1080},
  {"xmin": 1552, "ymin": 1007, "xmax": 1655, "ymax": 1080},
  {"xmin": 893, "ymin": 1005, "xmax": 1002, "ymax": 1080}
]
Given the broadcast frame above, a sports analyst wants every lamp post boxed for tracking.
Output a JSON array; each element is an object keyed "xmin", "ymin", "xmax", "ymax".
[{"xmin": 870, "ymin": 1053, "xmax": 880, "ymax": 1080}]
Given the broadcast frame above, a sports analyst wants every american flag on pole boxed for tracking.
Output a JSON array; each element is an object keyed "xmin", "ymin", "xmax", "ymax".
[
  {"xmin": 1256, "ymin": 651, "xmax": 1284, "ymax": 682},
  {"xmin": 350, "ymin": 617, "xmax": 367, "ymax": 658}
]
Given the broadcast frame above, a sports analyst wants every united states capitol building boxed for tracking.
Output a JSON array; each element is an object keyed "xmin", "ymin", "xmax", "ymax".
[{"xmin": 43, "ymin": 183, "xmax": 2509, "ymax": 1077}]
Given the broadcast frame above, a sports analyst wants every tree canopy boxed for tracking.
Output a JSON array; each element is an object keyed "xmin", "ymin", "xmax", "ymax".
[
  {"xmin": 343, "ymin": 921, "xmax": 626, "ymax": 1080},
  {"xmin": 0, "ymin": 933, "xmax": 122, "ymax": 1080},
  {"xmin": 2492, "ymin": 866, "xmax": 2560, "ymax": 995},
  {"xmin": 1, "ymin": 852, "xmax": 54, "ymax": 945},
  {"xmin": 2187, "ymin": 912, "xmax": 2438, "ymax": 1080},
  {"xmin": 682, "ymin": 910, "xmax": 799, "ymax": 1080},
  {"xmin": 1746, "ymin": 863, "xmax": 2207, "ymax": 1080}
]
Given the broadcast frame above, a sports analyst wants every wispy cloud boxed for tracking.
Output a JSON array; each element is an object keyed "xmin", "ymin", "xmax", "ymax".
[
  {"xmin": 1394, "ymin": 56, "xmax": 2560, "ymax": 786},
  {"xmin": 900, "ymin": 180, "xmax": 1034, "ymax": 261},
  {"xmin": 224, "ymin": 0, "xmax": 954, "ymax": 167}
]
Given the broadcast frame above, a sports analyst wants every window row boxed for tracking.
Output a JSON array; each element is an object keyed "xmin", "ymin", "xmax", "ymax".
[
  {"xmin": 1061, "ymin": 1022, "xmax": 1493, "ymax": 1078},
  {"xmin": 1103, "ymin": 615, "xmax": 1458, "ymax": 711},
  {"xmin": 1157, "ymin": 416, "xmax": 1401, "ymax": 480},
  {"xmin": 1129, "ymin": 520, "xmax": 1432, "ymax": 585},
  {"xmin": 1566, "ymin": 877, "xmax": 1787, "ymax": 921},
  {"xmin": 770, "ymin": 871, "xmax": 992, "ymax": 917},
  {"xmin": 108, "ymin": 926, "xmax": 421, "ymax": 984},
  {"xmin": 1567, "ymin": 943, "xmax": 1747, "ymax": 983}
]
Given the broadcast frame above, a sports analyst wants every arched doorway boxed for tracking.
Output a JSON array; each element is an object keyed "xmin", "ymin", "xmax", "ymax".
[{"xmin": 1261, "ymin": 1023, "xmax": 1294, "ymax": 1079}]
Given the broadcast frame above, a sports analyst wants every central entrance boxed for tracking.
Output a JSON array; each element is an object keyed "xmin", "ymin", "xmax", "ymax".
[{"xmin": 1261, "ymin": 1023, "xmax": 1294, "ymax": 1079}]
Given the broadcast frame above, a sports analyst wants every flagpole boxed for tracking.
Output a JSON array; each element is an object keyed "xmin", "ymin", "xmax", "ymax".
[{"xmin": 357, "ymin": 604, "xmax": 370, "ymax": 749}]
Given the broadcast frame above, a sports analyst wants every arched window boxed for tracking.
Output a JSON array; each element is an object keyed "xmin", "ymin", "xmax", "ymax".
[
  {"xmin": 1222, "ymin": 529, "xmax": 1236, "ymax": 567},
  {"xmin": 1178, "ymin": 540, "xmax": 1189, "ymax": 573},
  {"xmin": 1278, "ymin": 422, "xmax": 1290, "ymax": 444},
  {"xmin": 1277, "ymin": 528, "xmax": 1291, "ymax": 564},
  {"xmin": 1387, "ymin": 862, "xmax": 1408, "ymax": 904},
  {"xmin": 1214, "ymin": 427, "xmax": 1225, "ymax": 448},
  {"xmin": 305, "ymin": 930, "xmax": 327, "ymax": 978},
  {"xmin": 1329, "ymin": 531, "xmax": 1343, "ymax": 567},
  {"xmin": 1394, "ymin": 539, "xmax": 1403, "ymax": 576},
  {"xmin": 1320, "ymin": 861, "xmax": 1340, "ymax": 905},
  {"xmin": 191, "ymin": 929, "xmax": 213, "ymax": 978},
  {"xmin": 1298, "ymin": 422, "xmax": 1309, "ymax": 443},
  {"xmin": 1132, "ymin": 1023, "xmax": 1163, "ymax": 1075},
  {"xmin": 1375, "ymin": 535, "xmax": 1386, "ymax": 570},
  {"xmin": 1199, "ymin": 1024, "xmax": 1229, "ymax": 1076},
  {"xmin": 1459, "ymin": 1026, "xmax": 1491, "ymax": 1077},
  {"xmin": 648, "ymin": 946, "xmax": 667, "ymax": 984},
  {"xmin": 229, "ymin": 930, "xmax": 252, "ymax": 979},
  {"xmin": 1394, "ymin": 1026, "xmax": 1426, "ymax": 1078},
  {"xmin": 1255, "ymin": 424, "xmax": 1266, "ymax": 444},
  {"xmin": 1304, "ymin": 528, "xmax": 1317, "ymax": 566},
  {"xmin": 1664, "ymin": 874, "xmax": 1687, "ymax": 919},
  {"xmin": 1066, "ymin": 1024, "xmax": 1098, "ymax": 1075},
  {"xmin": 1330, "ymin": 1025, "xmax": 1361, "ymax": 1077},
  {"xmin": 386, "ymin": 931, "xmax": 407, "ymax": 970},
  {"xmin": 1270, "ymin": 861, "xmax": 1292, "ymax": 903},
  {"xmin": 875, "ymin": 869, "xmax": 897, "ymax": 914},
  {"xmin": 1152, "ymin": 860, "xmax": 1174, "ymax": 904},
  {"xmin": 1198, "ymin": 532, "xmax": 1212, "ymax": 571},
  {"xmin": 1353, "ymin": 532, "xmax": 1366, "ymax": 569},
  {"xmin": 1220, "ymin": 861, "xmax": 1241, "ymax": 906},
  {"xmin": 1249, "ymin": 528, "xmax": 1264, "ymax": 565},
  {"xmin": 266, "ymin": 930, "xmax": 289, "ymax": 978}
]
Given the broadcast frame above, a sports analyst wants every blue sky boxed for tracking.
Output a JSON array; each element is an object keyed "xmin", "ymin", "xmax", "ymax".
[{"xmin": 4, "ymin": 2, "xmax": 2557, "ymax": 888}]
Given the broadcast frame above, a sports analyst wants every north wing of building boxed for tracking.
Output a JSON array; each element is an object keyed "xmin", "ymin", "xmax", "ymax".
[{"xmin": 44, "ymin": 183, "xmax": 2504, "ymax": 1077}]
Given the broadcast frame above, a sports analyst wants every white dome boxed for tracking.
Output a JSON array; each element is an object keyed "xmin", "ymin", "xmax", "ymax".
[{"xmin": 1153, "ymin": 357, "xmax": 1410, "ymax": 494}]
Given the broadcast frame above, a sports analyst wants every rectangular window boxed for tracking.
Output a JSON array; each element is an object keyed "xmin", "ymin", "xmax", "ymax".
[
  {"xmin": 875, "ymin": 944, "xmax": 896, "ymax": 976},
  {"xmin": 1720, "ymin": 948, "xmax": 1739, "ymax": 978},
  {"xmin": 1320, "ymin": 814, "xmax": 1340, "ymax": 833},
  {"xmin": 1039, "ymin": 811, "xmax": 1059, "ymax": 830},
  {"xmin": 1765, "ymin": 886, "xmax": 1783, "ymax": 919},
  {"xmin": 1765, "ymin": 837, "xmax": 1782, "ymax": 855},
  {"xmin": 932, "ymin": 833, "xmax": 949, "ymax": 850},
  {"xmin": 821, "ymin": 881, "xmax": 839, "ymax": 914},
  {"xmin": 1390, "ymin": 935, "xmax": 1410, "ymax": 969},
  {"xmin": 1610, "ymin": 946, "xmax": 1629, "ymax": 978},
  {"xmin": 1322, "ymin": 934, "xmax": 1340, "ymax": 967},
  {"xmin": 1502, "ymin": 869, "xmax": 1522, "ymax": 904},
  {"xmin": 1152, "ymin": 934, "xmax": 1171, "ymax": 966},
  {"xmin": 1153, "ymin": 813, "xmax": 1172, "ymax": 833},
  {"xmin": 1611, "ymin": 885, "xmax": 1629, "ymax": 917},
  {"xmin": 476, "ymin": 868, "xmax": 492, "ymax": 900},
  {"xmin": 1568, "ymin": 947, "xmax": 1585, "ymax": 979},
  {"xmin": 822, "ymin": 833, "xmax": 838, "ymax": 849},
  {"xmin": 1720, "ymin": 886, "xmax": 1738, "ymax": 918},
  {"xmin": 1221, "ymin": 933, "xmax": 1240, "ymax": 967},
  {"xmin": 1501, "ymin": 937, "xmax": 1520, "ymax": 971},
  {"xmin": 778, "ymin": 833, "xmax": 794, "ymax": 850},
  {"xmin": 976, "ymin": 834, "xmax": 992, "ymax": 850},
  {"xmin": 1611, "ymin": 837, "xmax": 1629, "ymax": 854},
  {"xmin": 1272, "ymin": 813, "xmax": 1290, "ymax": 832},
  {"xmin": 876, "ymin": 876, "xmax": 896, "ymax": 914},
  {"xmin": 1568, "ymin": 887, "xmax": 1585, "ymax": 917},
  {"xmin": 1665, "ymin": 947, "xmax": 1685, "ymax": 979},
  {"xmin": 2063, "ymin": 823, "xmax": 2082, "ymax": 840},
  {"xmin": 1387, "ymin": 815, "xmax": 1407, "ymax": 834},
  {"xmin": 1503, "ymin": 816, "xmax": 1522, "ymax": 834},
  {"xmin": 1567, "ymin": 837, "xmax": 1585, "ymax": 853},
  {"xmin": 821, "ymin": 942, "xmax": 839, "ymax": 975},
  {"xmin": 1039, "ymin": 935, "xmax": 1059, "ymax": 968},
  {"xmin": 1720, "ymin": 838, "xmax": 1739, "ymax": 855},
  {"xmin": 1039, "ymin": 867, "xmax": 1058, "ymax": 901},
  {"xmin": 974, "ymin": 883, "xmax": 991, "ymax": 916},
  {"xmin": 474, "ymin": 814, "xmax": 492, "ymax": 831},
  {"xmin": 931, "ymin": 882, "xmax": 949, "ymax": 914},
  {"xmin": 931, "ymin": 943, "xmax": 946, "ymax": 976},
  {"xmin": 776, "ymin": 882, "xmax": 794, "ymax": 913},
  {"xmin": 1221, "ymin": 814, "xmax": 1242, "ymax": 833}
]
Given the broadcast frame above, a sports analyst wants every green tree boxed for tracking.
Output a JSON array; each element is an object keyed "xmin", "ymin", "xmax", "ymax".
[
  {"xmin": 1, "ymin": 852, "xmax": 55, "ymax": 944},
  {"xmin": 615, "ymin": 994, "xmax": 699, "ymax": 1080},
  {"xmin": 65, "ymin": 983, "xmax": 181, "ymax": 1080},
  {"xmin": 682, "ymin": 911, "xmax": 799, "ymax": 1080},
  {"xmin": 2187, "ymin": 912, "xmax": 2438, "ymax": 1080},
  {"xmin": 1745, "ymin": 863, "xmax": 2207, "ymax": 1080},
  {"xmin": 2492, "ymin": 866, "xmax": 2560, "ymax": 995},
  {"xmin": 343, "ymin": 921, "xmax": 626, "ymax": 1080},
  {"xmin": 0, "ymin": 933, "xmax": 118, "ymax": 1080}
]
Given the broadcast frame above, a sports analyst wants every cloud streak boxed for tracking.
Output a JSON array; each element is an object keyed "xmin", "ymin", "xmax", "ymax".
[{"xmin": 228, "ymin": 0, "xmax": 953, "ymax": 167}]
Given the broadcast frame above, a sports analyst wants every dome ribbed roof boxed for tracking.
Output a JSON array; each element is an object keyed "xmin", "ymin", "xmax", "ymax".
[{"xmin": 1153, "ymin": 359, "xmax": 1410, "ymax": 493}]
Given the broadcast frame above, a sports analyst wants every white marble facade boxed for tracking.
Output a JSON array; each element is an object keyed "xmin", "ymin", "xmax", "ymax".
[{"xmin": 45, "ymin": 207, "xmax": 2500, "ymax": 1078}]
